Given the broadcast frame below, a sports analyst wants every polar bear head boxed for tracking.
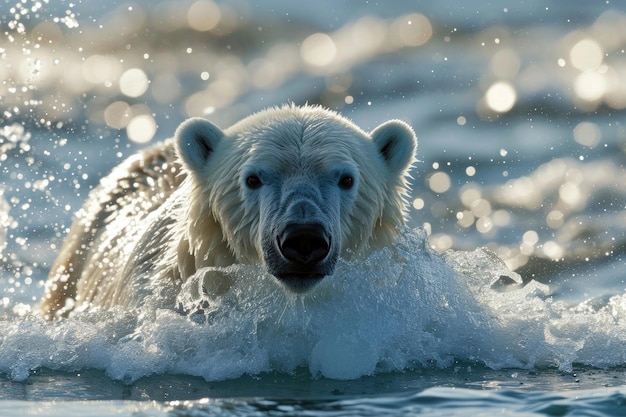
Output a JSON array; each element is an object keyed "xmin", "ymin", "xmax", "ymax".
[{"xmin": 175, "ymin": 105, "xmax": 416, "ymax": 292}]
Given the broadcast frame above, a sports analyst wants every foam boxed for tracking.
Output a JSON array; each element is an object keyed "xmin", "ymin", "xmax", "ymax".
[{"xmin": 2, "ymin": 228, "xmax": 626, "ymax": 382}]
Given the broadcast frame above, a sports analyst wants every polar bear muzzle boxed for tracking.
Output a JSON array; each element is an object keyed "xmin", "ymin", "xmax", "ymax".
[
  {"xmin": 266, "ymin": 222, "xmax": 337, "ymax": 293},
  {"xmin": 278, "ymin": 223, "xmax": 330, "ymax": 265}
]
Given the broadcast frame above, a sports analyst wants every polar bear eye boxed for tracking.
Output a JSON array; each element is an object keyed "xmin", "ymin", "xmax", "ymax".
[
  {"xmin": 338, "ymin": 174, "xmax": 354, "ymax": 190},
  {"xmin": 246, "ymin": 175, "xmax": 262, "ymax": 189}
]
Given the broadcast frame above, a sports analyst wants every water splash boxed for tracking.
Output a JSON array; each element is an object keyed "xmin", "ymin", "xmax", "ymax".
[{"xmin": 1, "ymin": 228, "xmax": 625, "ymax": 383}]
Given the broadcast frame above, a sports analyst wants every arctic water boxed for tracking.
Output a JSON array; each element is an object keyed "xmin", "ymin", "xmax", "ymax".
[{"xmin": 1, "ymin": 0, "xmax": 626, "ymax": 416}]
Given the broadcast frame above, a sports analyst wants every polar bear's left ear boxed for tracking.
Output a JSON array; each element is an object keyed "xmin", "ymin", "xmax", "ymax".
[
  {"xmin": 175, "ymin": 117, "xmax": 224, "ymax": 173},
  {"xmin": 371, "ymin": 120, "xmax": 417, "ymax": 175}
]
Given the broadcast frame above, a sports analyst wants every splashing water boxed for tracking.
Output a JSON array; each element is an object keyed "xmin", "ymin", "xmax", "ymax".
[{"xmin": 1, "ymin": 228, "xmax": 625, "ymax": 384}]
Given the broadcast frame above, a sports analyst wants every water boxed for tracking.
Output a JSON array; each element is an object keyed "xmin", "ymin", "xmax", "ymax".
[{"xmin": 1, "ymin": 0, "xmax": 625, "ymax": 415}]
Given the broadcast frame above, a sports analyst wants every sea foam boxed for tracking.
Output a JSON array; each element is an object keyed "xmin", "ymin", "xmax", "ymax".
[{"xmin": 1, "ymin": 228, "xmax": 626, "ymax": 382}]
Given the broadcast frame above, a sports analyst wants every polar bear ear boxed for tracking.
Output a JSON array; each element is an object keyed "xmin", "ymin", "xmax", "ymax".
[
  {"xmin": 175, "ymin": 118, "xmax": 224, "ymax": 172},
  {"xmin": 371, "ymin": 120, "xmax": 417, "ymax": 175}
]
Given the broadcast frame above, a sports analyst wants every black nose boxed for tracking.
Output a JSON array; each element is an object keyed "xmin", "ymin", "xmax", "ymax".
[{"xmin": 278, "ymin": 223, "xmax": 330, "ymax": 264}]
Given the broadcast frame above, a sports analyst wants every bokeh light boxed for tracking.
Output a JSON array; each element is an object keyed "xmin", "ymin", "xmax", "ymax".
[
  {"xmin": 301, "ymin": 33, "xmax": 337, "ymax": 67},
  {"xmin": 427, "ymin": 172, "xmax": 451, "ymax": 194},
  {"xmin": 569, "ymin": 38, "xmax": 604, "ymax": 71},
  {"xmin": 485, "ymin": 81, "xmax": 517, "ymax": 113},
  {"xmin": 542, "ymin": 241, "xmax": 564, "ymax": 260},
  {"xmin": 412, "ymin": 198, "xmax": 425, "ymax": 210},
  {"xmin": 119, "ymin": 68, "xmax": 149, "ymax": 98},
  {"xmin": 574, "ymin": 70, "xmax": 607, "ymax": 102},
  {"xmin": 394, "ymin": 13, "xmax": 432, "ymax": 47},
  {"xmin": 127, "ymin": 114, "xmax": 157, "ymax": 144},
  {"xmin": 187, "ymin": 0, "xmax": 221, "ymax": 32},
  {"xmin": 558, "ymin": 181, "xmax": 584, "ymax": 209},
  {"xmin": 573, "ymin": 121, "xmax": 601, "ymax": 148},
  {"xmin": 103, "ymin": 101, "xmax": 132, "ymax": 129}
]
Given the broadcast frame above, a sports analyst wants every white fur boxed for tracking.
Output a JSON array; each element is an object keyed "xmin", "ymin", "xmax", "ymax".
[{"xmin": 40, "ymin": 104, "xmax": 417, "ymax": 318}]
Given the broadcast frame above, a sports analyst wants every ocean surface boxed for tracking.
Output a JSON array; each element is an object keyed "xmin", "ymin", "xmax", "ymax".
[{"xmin": 1, "ymin": 0, "xmax": 626, "ymax": 415}]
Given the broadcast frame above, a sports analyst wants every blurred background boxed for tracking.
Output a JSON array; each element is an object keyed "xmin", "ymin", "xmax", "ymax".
[{"xmin": 1, "ymin": 0, "xmax": 625, "ymax": 307}]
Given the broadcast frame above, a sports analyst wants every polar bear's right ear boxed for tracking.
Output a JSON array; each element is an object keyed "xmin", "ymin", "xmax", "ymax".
[
  {"xmin": 370, "ymin": 120, "xmax": 417, "ymax": 176},
  {"xmin": 175, "ymin": 118, "xmax": 224, "ymax": 172}
]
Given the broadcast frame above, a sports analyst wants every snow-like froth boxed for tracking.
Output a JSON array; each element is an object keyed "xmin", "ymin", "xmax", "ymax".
[{"xmin": 2, "ymin": 228, "xmax": 626, "ymax": 382}]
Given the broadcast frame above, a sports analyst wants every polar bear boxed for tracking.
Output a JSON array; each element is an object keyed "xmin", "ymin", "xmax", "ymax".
[{"xmin": 39, "ymin": 105, "xmax": 417, "ymax": 319}]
